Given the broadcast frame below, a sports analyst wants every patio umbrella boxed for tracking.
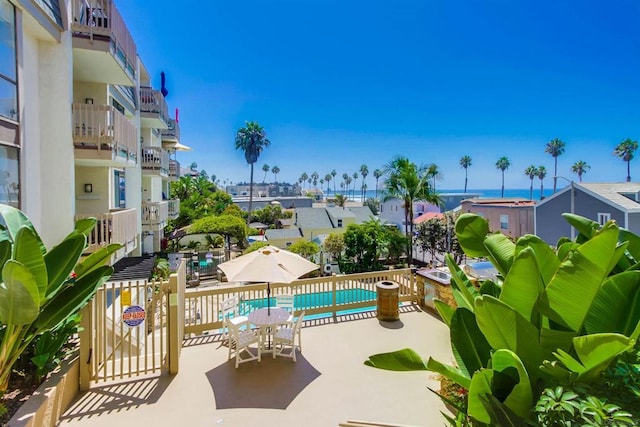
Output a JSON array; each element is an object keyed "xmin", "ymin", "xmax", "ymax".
[{"xmin": 217, "ymin": 245, "xmax": 319, "ymax": 314}]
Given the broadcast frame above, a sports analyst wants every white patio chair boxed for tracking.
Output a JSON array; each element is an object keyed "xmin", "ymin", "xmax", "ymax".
[
  {"xmin": 227, "ymin": 320, "xmax": 261, "ymax": 368},
  {"xmin": 221, "ymin": 296, "xmax": 249, "ymax": 343},
  {"xmin": 275, "ymin": 293, "xmax": 295, "ymax": 325},
  {"xmin": 273, "ymin": 311, "xmax": 305, "ymax": 362}
]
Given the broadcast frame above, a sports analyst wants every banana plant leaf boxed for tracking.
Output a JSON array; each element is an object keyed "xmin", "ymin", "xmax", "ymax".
[
  {"xmin": 0, "ymin": 240, "xmax": 10, "ymax": 273},
  {"xmin": 450, "ymin": 308, "xmax": 492, "ymax": 378},
  {"xmin": 483, "ymin": 233, "xmax": 515, "ymax": 278},
  {"xmin": 478, "ymin": 279, "xmax": 501, "ymax": 297},
  {"xmin": 0, "ymin": 260, "xmax": 40, "ymax": 325},
  {"xmin": 584, "ymin": 271, "xmax": 640, "ymax": 336},
  {"xmin": 364, "ymin": 348, "xmax": 427, "ymax": 371},
  {"xmin": 433, "ymin": 298, "xmax": 454, "ymax": 326},
  {"xmin": 73, "ymin": 218, "xmax": 97, "ymax": 238},
  {"xmin": 0, "ymin": 205, "xmax": 45, "ymax": 253},
  {"xmin": 515, "ymin": 234, "xmax": 559, "ymax": 286},
  {"xmin": 562, "ymin": 213, "xmax": 600, "ymax": 239},
  {"xmin": 455, "ymin": 213, "xmax": 490, "ymax": 258},
  {"xmin": 556, "ymin": 241, "xmax": 578, "ymax": 261},
  {"xmin": 481, "ymin": 394, "xmax": 530, "ymax": 427},
  {"xmin": 619, "ymin": 228, "xmax": 640, "ymax": 264},
  {"xmin": 73, "ymin": 243, "xmax": 121, "ymax": 280},
  {"xmin": 446, "ymin": 254, "xmax": 478, "ymax": 312},
  {"xmin": 491, "ymin": 349, "xmax": 533, "ymax": 419},
  {"xmin": 426, "ymin": 356, "xmax": 471, "ymax": 389},
  {"xmin": 500, "ymin": 247, "xmax": 543, "ymax": 325},
  {"xmin": 468, "ymin": 368, "xmax": 494, "ymax": 423},
  {"xmin": 14, "ymin": 227, "xmax": 47, "ymax": 301},
  {"xmin": 43, "ymin": 233, "xmax": 86, "ymax": 300}
]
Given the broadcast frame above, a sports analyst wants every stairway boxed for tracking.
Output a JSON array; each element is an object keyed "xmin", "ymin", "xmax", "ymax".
[{"xmin": 109, "ymin": 255, "xmax": 156, "ymax": 281}]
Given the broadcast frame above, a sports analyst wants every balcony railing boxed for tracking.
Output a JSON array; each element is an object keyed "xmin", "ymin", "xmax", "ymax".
[
  {"xmin": 140, "ymin": 87, "xmax": 169, "ymax": 128},
  {"xmin": 72, "ymin": 103, "xmax": 137, "ymax": 162},
  {"xmin": 142, "ymin": 201, "xmax": 169, "ymax": 227},
  {"xmin": 70, "ymin": 0, "xmax": 136, "ymax": 80},
  {"xmin": 141, "ymin": 146, "xmax": 169, "ymax": 175},
  {"xmin": 169, "ymin": 160, "xmax": 181, "ymax": 179},
  {"xmin": 161, "ymin": 118, "xmax": 180, "ymax": 143},
  {"xmin": 76, "ymin": 208, "xmax": 137, "ymax": 260},
  {"xmin": 168, "ymin": 198, "xmax": 180, "ymax": 219}
]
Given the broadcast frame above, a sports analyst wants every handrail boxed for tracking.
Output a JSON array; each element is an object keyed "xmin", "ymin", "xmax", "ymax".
[{"xmin": 72, "ymin": 103, "xmax": 137, "ymax": 160}]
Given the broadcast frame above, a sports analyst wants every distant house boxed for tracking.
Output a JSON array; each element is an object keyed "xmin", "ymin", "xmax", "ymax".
[
  {"xmin": 461, "ymin": 198, "xmax": 535, "ymax": 239},
  {"xmin": 232, "ymin": 196, "xmax": 313, "ymax": 211},
  {"xmin": 413, "ymin": 212, "xmax": 444, "ymax": 225},
  {"xmin": 264, "ymin": 228, "xmax": 302, "ymax": 248},
  {"xmin": 379, "ymin": 198, "xmax": 440, "ymax": 230},
  {"xmin": 535, "ymin": 182, "xmax": 640, "ymax": 245},
  {"xmin": 294, "ymin": 206, "xmax": 375, "ymax": 240},
  {"xmin": 439, "ymin": 192, "xmax": 481, "ymax": 211}
]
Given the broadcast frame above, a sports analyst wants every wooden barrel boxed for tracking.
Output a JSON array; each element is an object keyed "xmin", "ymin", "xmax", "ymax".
[{"xmin": 376, "ymin": 280, "xmax": 400, "ymax": 321}]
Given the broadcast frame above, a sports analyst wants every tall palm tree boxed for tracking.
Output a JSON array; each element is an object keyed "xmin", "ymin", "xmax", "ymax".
[
  {"xmin": 311, "ymin": 171, "xmax": 319, "ymax": 189},
  {"xmin": 537, "ymin": 165, "xmax": 547, "ymax": 200},
  {"xmin": 346, "ymin": 176, "xmax": 353, "ymax": 199},
  {"xmin": 235, "ymin": 121, "xmax": 270, "ymax": 222},
  {"xmin": 571, "ymin": 160, "xmax": 590, "ymax": 182},
  {"xmin": 524, "ymin": 165, "xmax": 538, "ymax": 201},
  {"xmin": 495, "ymin": 156, "xmax": 511, "ymax": 198},
  {"xmin": 324, "ymin": 173, "xmax": 332, "ymax": 193},
  {"xmin": 331, "ymin": 169, "xmax": 337, "ymax": 193},
  {"xmin": 614, "ymin": 138, "xmax": 639, "ymax": 182},
  {"xmin": 427, "ymin": 163, "xmax": 442, "ymax": 193},
  {"xmin": 352, "ymin": 172, "xmax": 359, "ymax": 199},
  {"xmin": 545, "ymin": 138, "xmax": 566, "ymax": 193},
  {"xmin": 383, "ymin": 156, "xmax": 440, "ymax": 263},
  {"xmin": 271, "ymin": 165, "xmax": 280, "ymax": 184},
  {"xmin": 360, "ymin": 164, "xmax": 369, "ymax": 201},
  {"xmin": 373, "ymin": 168, "xmax": 383, "ymax": 200},
  {"xmin": 459, "ymin": 155, "xmax": 472, "ymax": 193},
  {"xmin": 190, "ymin": 162, "xmax": 198, "ymax": 171},
  {"xmin": 300, "ymin": 172, "xmax": 308, "ymax": 190},
  {"xmin": 261, "ymin": 164, "xmax": 270, "ymax": 183},
  {"xmin": 342, "ymin": 173, "xmax": 349, "ymax": 196}
]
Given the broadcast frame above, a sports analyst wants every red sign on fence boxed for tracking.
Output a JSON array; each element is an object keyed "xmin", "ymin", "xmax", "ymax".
[{"xmin": 122, "ymin": 305, "xmax": 146, "ymax": 327}]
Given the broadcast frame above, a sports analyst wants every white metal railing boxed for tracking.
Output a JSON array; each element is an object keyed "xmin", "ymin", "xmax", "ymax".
[
  {"xmin": 76, "ymin": 208, "xmax": 137, "ymax": 258},
  {"xmin": 141, "ymin": 146, "xmax": 169, "ymax": 175},
  {"xmin": 167, "ymin": 198, "xmax": 180, "ymax": 219},
  {"xmin": 72, "ymin": 103, "xmax": 137, "ymax": 161},
  {"xmin": 140, "ymin": 87, "xmax": 169, "ymax": 126},
  {"xmin": 141, "ymin": 201, "xmax": 169, "ymax": 226},
  {"xmin": 183, "ymin": 269, "xmax": 415, "ymax": 335},
  {"xmin": 169, "ymin": 160, "xmax": 180, "ymax": 179},
  {"xmin": 162, "ymin": 118, "xmax": 180, "ymax": 142},
  {"xmin": 70, "ymin": 0, "xmax": 136, "ymax": 78}
]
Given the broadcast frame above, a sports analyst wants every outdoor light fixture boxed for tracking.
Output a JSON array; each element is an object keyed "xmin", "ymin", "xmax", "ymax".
[
  {"xmin": 85, "ymin": 98, "xmax": 94, "ymax": 104},
  {"xmin": 84, "ymin": 183, "xmax": 93, "ymax": 193}
]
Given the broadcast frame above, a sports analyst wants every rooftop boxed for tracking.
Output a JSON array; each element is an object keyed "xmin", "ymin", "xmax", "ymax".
[
  {"xmin": 579, "ymin": 182, "xmax": 640, "ymax": 212},
  {"xmin": 58, "ymin": 307, "xmax": 451, "ymax": 427}
]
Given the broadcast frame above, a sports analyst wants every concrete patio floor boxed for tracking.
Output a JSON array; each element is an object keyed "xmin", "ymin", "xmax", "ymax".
[{"xmin": 58, "ymin": 305, "xmax": 453, "ymax": 427}]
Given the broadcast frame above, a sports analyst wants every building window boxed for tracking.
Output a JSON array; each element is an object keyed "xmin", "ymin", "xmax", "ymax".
[
  {"xmin": 0, "ymin": 145, "xmax": 19, "ymax": 208},
  {"xmin": 114, "ymin": 170, "xmax": 126, "ymax": 208},
  {"xmin": 500, "ymin": 214, "xmax": 508, "ymax": 230},
  {"xmin": 597, "ymin": 213, "xmax": 611, "ymax": 226},
  {"xmin": 0, "ymin": 0, "xmax": 17, "ymax": 121},
  {"xmin": 337, "ymin": 219, "xmax": 343, "ymax": 228}
]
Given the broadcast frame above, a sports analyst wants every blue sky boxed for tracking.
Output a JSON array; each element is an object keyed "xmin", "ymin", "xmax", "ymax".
[{"xmin": 118, "ymin": 1, "xmax": 640, "ymax": 190}]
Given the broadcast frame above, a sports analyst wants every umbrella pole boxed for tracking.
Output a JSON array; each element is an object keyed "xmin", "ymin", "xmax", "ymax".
[{"xmin": 267, "ymin": 282, "xmax": 271, "ymax": 315}]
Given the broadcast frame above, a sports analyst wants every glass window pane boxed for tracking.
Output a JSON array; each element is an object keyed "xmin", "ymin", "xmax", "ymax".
[
  {"xmin": 0, "ymin": 144, "xmax": 19, "ymax": 208},
  {"xmin": 0, "ymin": 77, "xmax": 17, "ymax": 120},
  {"xmin": 0, "ymin": 0, "xmax": 16, "ymax": 80}
]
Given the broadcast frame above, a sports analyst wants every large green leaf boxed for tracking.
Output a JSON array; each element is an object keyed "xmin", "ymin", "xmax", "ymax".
[
  {"xmin": 426, "ymin": 357, "xmax": 471, "ymax": 389},
  {"xmin": 0, "ymin": 239, "xmax": 11, "ymax": 272},
  {"xmin": 483, "ymin": 233, "xmax": 515, "ymax": 277},
  {"xmin": 562, "ymin": 213, "xmax": 600, "ymax": 239},
  {"xmin": 491, "ymin": 350, "xmax": 533, "ymax": 419},
  {"xmin": 481, "ymin": 394, "xmax": 529, "ymax": 427},
  {"xmin": 478, "ymin": 279, "xmax": 501, "ymax": 298},
  {"xmin": 74, "ymin": 217, "xmax": 97, "ymax": 238},
  {"xmin": 14, "ymin": 227, "xmax": 47, "ymax": 300},
  {"xmin": 515, "ymin": 235, "xmax": 559, "ymax": 286},
  {"xmin": 73, "ymin": 243, "xmax": 121, "ymax": 280},
  {"xmin": 455, "ymin": 213, "xmax": 490, "ymax": 258},
  {"xmin": 445, "ymin": 254, "xmax": 478, "ymax": 312},
  {"xmin": 619, "ymin": 228, "xmax": 640, "ymax": 264},
  {"xmin": 468, "ymin": 369, "xmax": 494, "ymax": 424},
  {"xmin": 500, "ymin": 247, "xmax": 543, "ymax": 324},
  {"xmin": 539, "ymin": 327, "xmax": 575, "ymax": 354},
  {"xmin": 34, "ymin": 265, "xmax": 113, "ymax": 332},
  {"xmin": 0, "ymin": 260, "xmax": 39, "ymax": 325},
  {"xmin": 364, "ymin": 348, "xmax": 427, "ymax": 371},
  {"xmin": 585, "ymin": 271, "xmax": 640, "ymax": 336},
  {"xmin": 450, "ymin": 308, "xmax": 492, "ymax": 378},
  {"xmin": 538, "ymin": 223, "xmax": 618, "ymax": 332},
  {"xmin": 0, "ymin": 205, "xmax": 45, "ymax": 252},
  {"xmin": 43, "ymin": 233, "xmax": 85, "ymax": 300},
  {"xmin": 433, "ymin": 298, "xmax": 454, "ymax": 326}
]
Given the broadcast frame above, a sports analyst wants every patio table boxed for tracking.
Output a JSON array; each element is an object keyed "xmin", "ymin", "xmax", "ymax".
[{"xmin": 248, "ymin": 307, "xmax": 290, "ymax": 353}]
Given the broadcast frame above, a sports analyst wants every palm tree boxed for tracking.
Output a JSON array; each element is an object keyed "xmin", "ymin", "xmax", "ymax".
[
  {"xmin": 311, "ymin": 171, "xmax": 319, "ymax": 189},
  {"xmin": 324, "ymin": 173, "xmax": 332, "ymax": 193},
  {"xmin": 460, "ymin": 155, "xmax": 472, "ymax": 193},
  {"xmin": 331, "ymin": 169, "xmax": 337, "ymax": 193},
  {"xmin": 352, "ymin": 172, "xmax": 359, "ymax": 199},
  {"xmin": 271, "ymin": 165, "xmax": 280, "ymax": 184},
  {"xmin": 427, "ymin": 163, "xmax": 442, "ymax": 193},
  {"xmin": 346, "ymin": 176, "xmax": 353, "ymax": 199},
  {"xmin": 300, "ymin": 172, "xmax": 308, "ymax": 190},
  {"xmin": 342, "ymin": 173, "xmax": 349, "ymax": 196},
  {"xmin": 537, "ymin": 165, "xmax": 547, "ymax": 200},
  {"xmin": 545, "ymin": 138, "xmax": 566, "ymax": 193},
  {"xmin": 614, "ymin": 138, "xmax": 639, "ymax": 182},
  {"xmin": 571, "ymin": 160, "xmax": 590, "ymax": 182},
  {"xmin": 524, "ymin": 165, "xmax": 538, "ymax": 201},
  {"xmin": 360, "ymin": 164, "xmax": 369, "ymax": 201},
  {"xmin": 190, "ymin": 162, "xmax": 198, "ymax": 171},
  {"xmin": 495, "ymin": 156, "xmax": 511, "ymax": 198},
  {"xmin": 261, "ymin": 164, "xmax": 270, "ymax": 183},
  {"xmin": 235, "ymin": 121, "xmax": 270, "ymax": 222},
  {"xmin": 383, "ymin": 156, "xmax": 440, "ymax": 263},
  {"xmin": 373, "ymin": 168, "xmax": 383, "ymax": 200}
]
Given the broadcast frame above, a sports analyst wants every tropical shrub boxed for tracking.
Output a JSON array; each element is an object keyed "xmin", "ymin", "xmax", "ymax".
[
  {"xmin": 365, "ymin": 212, "xmax": 640, "ymax": 426},
  {"xmin": 0, "ymin": 205, "xmax": 120, "ymax": 393},
  {"xmin": 288, "ymin": 240, "xmax": 320, "ymax": 259}
]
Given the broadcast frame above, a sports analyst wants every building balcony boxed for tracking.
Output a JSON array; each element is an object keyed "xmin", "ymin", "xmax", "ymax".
[
  {"xmin": 76, "ymin": 207, "xmax": 137, "ymax": 261},
  {"xmin": 161, "ymin": 118, "xmax": 180, "ymax": 144},
  {"xmin": 141, "ymin": 201, "xmax": 169, "ymax": 230},
  {"xmin": 167, "ymin": 198, "xmax": 180, "ymax": 219},
  {"xmin": 140, "ymin": 87, "xmax": 169, "ymax": 129},
  {"xmin": 72, "ymin": 103, "xmax": 137, "ymax": 167},
  {"xmin": 169, "ymin": 160, "xmax": 181, "ymax": 180},
  {"xmin": 141, "ymin": 146, "xmax": 169, "ymax": 177},
  {"xmin": 71, "ymin": 0, "xmax": 136, "ymax": 85}
]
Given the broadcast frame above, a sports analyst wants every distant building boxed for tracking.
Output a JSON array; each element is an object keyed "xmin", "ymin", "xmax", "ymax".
[
  {"xmin": 535, "ymin": 182, "xmax": 640, "ymax": 245},
  {"xmin": 379, "ymin": 198, "xmax": 440, "ymax": 230},
  {"xmin": 233, "ymin": 196, "xmax": 313, "ymax": 211},
  {"xmin": 264, "ymin": 228, "xmax": 303, "ymax": 248},
  {"xmin": 292, "ymin": 206, "xmax": 375, "ymax": 241},
  {"xmin": 439, "ymin": 193, "xmax": 482, "ymax": 211},
  {"xmin": 461, "ymin": 198, "xmax": 535, "ymax": 239},
  {"xmin": 226, "ymin": 182, "xmax": 300, "ymax": 198}
]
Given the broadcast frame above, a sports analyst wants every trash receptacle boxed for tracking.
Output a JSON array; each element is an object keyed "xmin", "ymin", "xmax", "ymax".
[{"xmin": 376, "ymin": 280, "xmax": 400, "ymax": 321}]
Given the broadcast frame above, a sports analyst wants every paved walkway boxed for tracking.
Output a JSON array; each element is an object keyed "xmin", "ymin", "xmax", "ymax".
[{"xmin": 58, "ymin": 306, "xmax": 453, "ymax": 427}]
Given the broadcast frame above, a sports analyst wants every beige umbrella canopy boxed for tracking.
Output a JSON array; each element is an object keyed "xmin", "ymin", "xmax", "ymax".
[{"xmin": 218, "ymin": 245, "xmax": 319, "ymax": 313}]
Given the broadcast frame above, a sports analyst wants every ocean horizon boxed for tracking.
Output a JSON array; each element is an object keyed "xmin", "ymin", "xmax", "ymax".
[{"xmin": 322, "ymin": 188, "xmax": 554, "ymax": 202}]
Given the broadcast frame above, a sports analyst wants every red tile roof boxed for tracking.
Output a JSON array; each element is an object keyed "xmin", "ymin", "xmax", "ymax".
[{"xmin": 413, "ymin": 212, "xmax": 444, "ymax": 224}]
